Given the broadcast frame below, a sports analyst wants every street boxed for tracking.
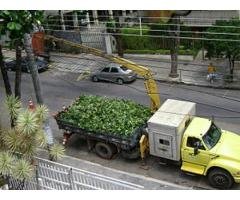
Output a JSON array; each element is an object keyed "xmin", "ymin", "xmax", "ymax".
[{"xmin": 1, "ymin": 68, "xmax": 240, "ymax": 189}]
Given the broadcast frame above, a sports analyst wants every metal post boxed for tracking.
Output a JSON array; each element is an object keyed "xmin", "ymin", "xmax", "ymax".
[
  {"xmin": 179, "ymin": 69, "xmax": 182, "ymax": 82},
  {"xmin": 86, "ymin": 12, "xmax": 91, "ymax": 29},
  {"xmin": 139, "ymin": 17, "xmax": 142, "ymax": 36},
  {"xmin": 73, "ymin": 11, "xmax": 79, "ymax": 30},
  {"xmin": 68, "ymin": 168, "xmax": 75, "ymax": 190},
  {"xmin": 108, "ymin": 10, "xmax": 114, "ymax": 20},
  {"xmin": 93, "ymin": 10, "xmax": 99, "ymax": 25},
  {"xmin": 35, "ymin": 165, "xmax": 40, "ymax": 190}
]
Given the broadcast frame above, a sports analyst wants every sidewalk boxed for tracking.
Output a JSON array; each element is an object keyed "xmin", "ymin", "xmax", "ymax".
[{"xmin": 124, "ymin": 54, "xmax": 240, "ymax": 90}]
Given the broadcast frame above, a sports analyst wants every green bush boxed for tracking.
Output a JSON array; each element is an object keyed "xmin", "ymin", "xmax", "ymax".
[{"xmin": 121, "ymin": 24, "xmax": 202, "ymax": 55}]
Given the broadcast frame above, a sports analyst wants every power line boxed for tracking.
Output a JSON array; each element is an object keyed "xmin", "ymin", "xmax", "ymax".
[
  {"xmin": 45, "ymin": 18, "xmax": 240, "ymax": 29},
  {"xmin": 48, "ymin": 12, "xmax": 240, "ymax": 22},
  {"xmin": 45, "ymin": 28, "xmax": 240, "ymax": 42},
  {"xmin": 43, "ymin": 23, "xmax": 240, "ymax": 36}
]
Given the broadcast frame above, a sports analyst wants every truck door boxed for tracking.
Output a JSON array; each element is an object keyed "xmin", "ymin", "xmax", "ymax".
[
  {"xmin": 181, "ymin": 136, "xmax": 210, "ymax": 175},
  {"xmin": 99, "ymin": 67, "xmax": 110, "ymax": 81}
]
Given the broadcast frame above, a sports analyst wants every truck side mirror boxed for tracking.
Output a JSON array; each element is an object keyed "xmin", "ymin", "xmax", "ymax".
[{"xmin": 194, "ymin": 146, "xmax": 199, "ymax": 155}]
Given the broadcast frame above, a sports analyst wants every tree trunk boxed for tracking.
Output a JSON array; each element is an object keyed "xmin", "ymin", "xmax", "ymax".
[
  {"xmin": 23, "ymin": 33, "xmax": 54, "ymax": 146},
  {"xmin": 14, "ymin": 40, "xmax": 22, "ymax": 99},
  {"xmin": 169, "ymin": 16, "xmax": 180, "ymax": 78},
  {"xmin": 115, "ymin": 34, "xmax": 124, "ymax": 57},
  {"xmin": 0, "ymin": 45, "xmax": 12, "ymax": 96},
  {"xmin": 115, "ymin": 16, "xmax": 124, "ymax": 58},
  {"xmin": 23, "ymin": 33, "xmax": 44, "ymax": 104},
  {"xmin": 230, "ymin": 59, "xmax": 234, "ymax": 82}
]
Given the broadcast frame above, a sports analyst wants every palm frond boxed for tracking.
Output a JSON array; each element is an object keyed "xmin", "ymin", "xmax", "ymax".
[
  {"xmin": 2, "ymin": 129, "xmax": 21, "ymax": 152},
  {"xmin": 35, "ymin": 105, "xmax": 49, "ymax": 123},
  {"xmin": 49, "ymin": 143, "xmax": 65, "ymax": 161},
  {"xmin": 12, "ymin": 159, "xmax": 34, "ymax": 181},
  {"xmin": 35, "ymin": 130, "xmax": 47, "ymax": 148},
  {"xmin": 0, "ymin": 129, "xmax": 7, "ymax": 150},
  {"xmin": 0, "ymin": 151, "xmax": 14, "ymax": 176},
  {"xmin": 21, "ymin": 141, "xmax": 38, "ymax": 160},
  {"xmin": 5, "ymin": 95, "xmax": 22, "ymax": 119},
  {"xmin": 16, "ymin": 109, "xmax": 39, "ymax": 135}
]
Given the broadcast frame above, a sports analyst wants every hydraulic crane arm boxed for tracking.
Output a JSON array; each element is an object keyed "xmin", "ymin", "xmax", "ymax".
[{"xmin": 45, "ymin": 35, "xmax": 160, "ymax": 112}]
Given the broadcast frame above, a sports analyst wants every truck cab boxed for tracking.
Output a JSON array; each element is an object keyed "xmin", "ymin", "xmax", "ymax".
[
  {"xmin": 147, "ymin": 99, "xmax": 240, "ymax": 189},
  {"xmin": 181, "ymin": 117, "xmax": 240, "ymax": 189}
]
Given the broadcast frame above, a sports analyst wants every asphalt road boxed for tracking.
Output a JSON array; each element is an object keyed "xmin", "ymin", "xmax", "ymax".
[{"xmin": 1, "ymin": 68, "xmax": 240, "ymax": 190}]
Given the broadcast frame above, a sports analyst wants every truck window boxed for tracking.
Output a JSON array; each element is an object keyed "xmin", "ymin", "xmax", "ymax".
[
  {"xmin": 186, "ymin": 137, "xmax": 205, "ymax": 150},
  {"xmin": 202, "ymin": 123, "xmax": 221, "ymax": 149},
  {"xmin": 159, "ymin": 139, "xmax": 170, "ymax": 146}
]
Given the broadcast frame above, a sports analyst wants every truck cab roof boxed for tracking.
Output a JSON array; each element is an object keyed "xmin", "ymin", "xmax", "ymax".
[{"xmin": 184, "ymin": 117, "xmax": 212, "ymax": 138}]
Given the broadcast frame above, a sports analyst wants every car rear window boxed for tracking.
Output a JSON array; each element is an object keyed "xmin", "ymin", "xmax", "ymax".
[{"xmin": 120, "ymin": 66, "xmax": 128, "ymax": 71}]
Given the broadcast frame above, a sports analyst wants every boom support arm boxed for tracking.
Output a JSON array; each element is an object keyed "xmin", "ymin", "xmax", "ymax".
[{"xmin": 45, "ymin": 35, "xmax": 160, "ymax": 112}]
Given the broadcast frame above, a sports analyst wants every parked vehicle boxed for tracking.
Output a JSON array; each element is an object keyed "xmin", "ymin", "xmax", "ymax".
[
  {"xmin": 91, "ymin": 63, "xmax": 137, "ymax": 84},
  {"xmin": 5, "ymin": 56, "xmax": 49, "ymax": 73},
  {"xmin": 55, "ymin": 98, "xmax": 240, "ymax": 189}
]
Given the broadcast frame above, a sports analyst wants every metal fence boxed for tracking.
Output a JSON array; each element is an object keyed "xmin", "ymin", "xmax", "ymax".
[{"xmin": 8, "ymin": 157, "xmax": 143, "ymax": 190}]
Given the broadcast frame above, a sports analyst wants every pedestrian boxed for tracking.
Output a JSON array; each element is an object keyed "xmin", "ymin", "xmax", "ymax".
[{"xmin": 207, "ymin": 62, "xmax": 217, "ymax": 83}]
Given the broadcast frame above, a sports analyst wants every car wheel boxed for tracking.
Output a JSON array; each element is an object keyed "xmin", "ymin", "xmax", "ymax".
[
  {"xmin": 208, "ymin": 168, "xmax": 234, "ymax": 189},
  {"xmin": 92, "ymin": 76, "xmax": 98, "ymax": 82},
  {"xmin": 116, "ymin": 78, "xmax": 124, "ymax": 85}
]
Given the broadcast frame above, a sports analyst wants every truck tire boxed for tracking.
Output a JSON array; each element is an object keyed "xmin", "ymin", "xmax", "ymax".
[
  {"xmin": 95, "ymin": 142, "xmax": 117, "ymax": 159},
  {"xmin": 121, "ymin": 148, "xmax": 140, "ymax": 160},
  {"xmin": 208, "ymin": 168, "xmax": 234, "ymax": 189}
]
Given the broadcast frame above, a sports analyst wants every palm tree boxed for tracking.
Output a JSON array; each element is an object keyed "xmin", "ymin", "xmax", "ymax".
[{"xmin": 0, "ymin": 96, "xmax": 65, "ymax": 189}]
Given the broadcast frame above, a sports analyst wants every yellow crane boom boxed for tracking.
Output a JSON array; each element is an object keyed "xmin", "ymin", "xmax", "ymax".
[{"xmin": 45, "ymin": 35, "xmax": 160, "ymax": 112}]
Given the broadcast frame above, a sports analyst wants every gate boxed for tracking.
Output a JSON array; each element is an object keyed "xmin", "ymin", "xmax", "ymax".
[{"xmin": 8, "ymin": 157, "xmax": 143, "ymax": 190}]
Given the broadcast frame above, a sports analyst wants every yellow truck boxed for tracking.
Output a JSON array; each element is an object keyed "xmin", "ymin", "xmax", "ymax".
[
  {"xmin": 48, "ymin": 35, "xmax": 240, "ymax": 189},
  {"xmin": 147, "ymin": 99, "xmax": 240, "ymax": 189}
]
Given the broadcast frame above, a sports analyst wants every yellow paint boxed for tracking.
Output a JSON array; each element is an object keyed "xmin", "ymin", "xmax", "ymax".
[{"xmin": 139, "ymin": 135, "xmax": 149, "ymax": 160}]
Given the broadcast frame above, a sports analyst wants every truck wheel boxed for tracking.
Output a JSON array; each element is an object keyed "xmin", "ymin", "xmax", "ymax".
[
  {"xmin": 208, "ymin": 168, "xmax": 234, "ymax": 189},
  {"xmin": 121, "ymin": 148, "xmax": 140, "ymax": 160},
  {"xmin": 95, "ymin": 142, "xmax": 117, "ymax": 159}
]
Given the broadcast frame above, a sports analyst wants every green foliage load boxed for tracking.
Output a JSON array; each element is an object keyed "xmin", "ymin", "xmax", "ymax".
[{"xmin": 59, "ymin": 95, "xmax": 152, "ymax": 138}]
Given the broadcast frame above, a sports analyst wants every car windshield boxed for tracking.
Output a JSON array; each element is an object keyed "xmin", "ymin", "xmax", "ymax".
[{"xmin": 202, "ymin": 123, "xmax": 222, "ymax": 149}]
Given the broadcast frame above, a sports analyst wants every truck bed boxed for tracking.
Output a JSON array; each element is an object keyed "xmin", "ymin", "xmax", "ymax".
[{"xmin": 54, "ymin": 111, "xmax": 144, "ymax": 150}]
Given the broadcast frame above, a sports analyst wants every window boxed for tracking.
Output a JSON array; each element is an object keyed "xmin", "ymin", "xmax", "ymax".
[
  {"xmin": 120, "ymin": 66, "xmax": 128, "ymax": 71},
  {"xmin": 187, "ymin": 137, "xmax": 205, "ymax": 150},
  {"xmin": 101, "ymin": 67, "xmax": 110, "ymax": 72},
  {"xmin": 110, "ymin": 67, "xmax": 118, "ymax": 73},
  {"xmin": 159, "ymin": 139, "xmax": 170, "ymax": 146},
  {"xmin": 202, "ymin": 123, "xmax": 222, "ymax": 149}
]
